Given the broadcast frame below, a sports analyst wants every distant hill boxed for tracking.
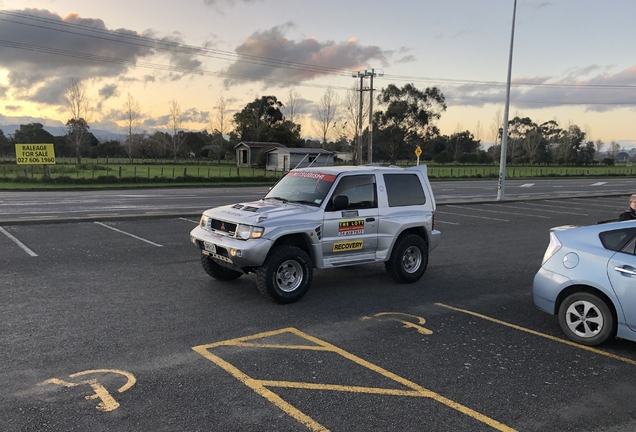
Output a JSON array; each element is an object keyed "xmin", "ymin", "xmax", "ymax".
[{"xmin": 0, "ymin": 124, "xmax": 122, "ymax": 142}]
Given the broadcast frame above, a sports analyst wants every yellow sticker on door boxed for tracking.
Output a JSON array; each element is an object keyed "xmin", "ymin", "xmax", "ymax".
[
  {"xmin": 338, "ymin": 219, "xmax": 364, "ymax": 237},
  {"xmin": 333, "ymin": 240, "xmax": 364, "ymax": 252}
]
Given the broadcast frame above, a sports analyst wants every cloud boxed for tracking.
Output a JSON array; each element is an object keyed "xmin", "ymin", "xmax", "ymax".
[
  {"xmin": 4, "ymin": 105, "xmax": 21, "ymax": 112},
  {"xmin": 99, "ymin": 83, "xmax": 118, "ymax": 100},
  {"xmin": 395, "ymin": 55, "xmax": 417, "ymax": 64},
  {"xmin": 203, "ymin": 0, "xmax": 261, "ymax": 6},
  {"xmin": 445, "ymin": 65, "xmax": 636, "ymax": 112},
  {"xmin": 0, "ymin": 9, "xmax": 202, "ymax": 105},
  {"xmin": 222, "ymin": 25, "xmax": 389, "ymax": 87}
]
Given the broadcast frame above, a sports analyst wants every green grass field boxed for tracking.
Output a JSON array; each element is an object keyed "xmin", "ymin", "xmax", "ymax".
[{"xmin": 1, "ymin": 157, "xmax": 635, "ymax": 190}]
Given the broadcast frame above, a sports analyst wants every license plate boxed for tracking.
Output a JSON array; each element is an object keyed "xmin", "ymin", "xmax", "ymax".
[{"xmin": 203, "ymin": 242, "xmax": 216, "ymax": 253}]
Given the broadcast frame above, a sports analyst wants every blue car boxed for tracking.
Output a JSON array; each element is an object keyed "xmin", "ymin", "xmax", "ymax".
[{"xmin": 533, "ymin": 220, "xmax": 636, "ymax": 346}]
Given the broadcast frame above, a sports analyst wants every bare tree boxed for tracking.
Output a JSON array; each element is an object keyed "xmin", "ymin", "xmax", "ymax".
[
  {"xmin": 64, "ymin": 78, "xmax": 93, "ymax": 163},
  {"xmin": 474, "ymin": 120, "xmax": 483, "ymax": 149},
  {"xmin": 594, "ymin": 139, "xmax": 605, "ymax": 160},
  {"xmin": 489, "ymin": 108, "xmax": 503, "ymax": 146},
  {"xmin": 122, "ymin": 93, "xmax": 141, "ymax": 159},
  {"xmin": 341, "ymin": 84, "xmax": 367, "ymax": 161},
  {"xmin": 209, "ymin": 96, "xmax": 232, "ymax": 163},
  {"xmin": 167, "ymin": 99, "xmax": 184, "ymax": 161},
  {"xmin": 285, "ymin": 89, "xmax": 306, "ymax": 125},
  {"xmin": 312, "ymin": 87, "xmax": 340, "ymax": 148}
]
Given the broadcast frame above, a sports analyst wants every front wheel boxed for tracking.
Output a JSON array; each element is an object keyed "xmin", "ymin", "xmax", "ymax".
[
  {"xmin": 558, "ymin": 292, "xmax": 615, "ymax": 346},
  {"xmin": 385, "ymin": 234, "xmax": 428, "ymax": 283},
  {"xmin": 201, "ymin": 254, "xmax": 242, "ymax": 281},
  {"xmin": 256, "ymin": 246, "xmax": 313, "ymax": 304}
]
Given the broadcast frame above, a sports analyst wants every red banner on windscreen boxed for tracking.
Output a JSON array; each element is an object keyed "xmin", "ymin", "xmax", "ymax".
[{"xmin": 287, "ymin": 171, "xmax": 337, "ymax": 182}]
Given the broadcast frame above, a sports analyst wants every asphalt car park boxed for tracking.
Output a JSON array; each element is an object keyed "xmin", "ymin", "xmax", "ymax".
[{"xmin": 2, "ymin": 196, "xmax": 636, "ymax": 431}]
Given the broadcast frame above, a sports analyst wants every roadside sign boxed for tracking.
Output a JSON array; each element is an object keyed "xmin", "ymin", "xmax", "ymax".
[
  {"xmin": 15, "ymin": 143, "xmax": 56, "ymax": 165},
  {"xmin": 414, "ymin": 146, "xmax": 422, "ymax": 157}
]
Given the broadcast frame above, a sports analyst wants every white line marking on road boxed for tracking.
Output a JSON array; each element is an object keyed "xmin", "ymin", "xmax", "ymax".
[
  {"xmin": 179, "ymin": 217, "xmax": 199, "ymax": 224},
  {"xmin": 0, "ymin": 225, "xmax": 37, "ymax": 257},
  {"xmin": 591, "ymin": 182, "xmax": 607, "ymax": 186},
  {"xmin": 481, "ymin": 203, "xmax": 587, "ymax": 216},
  {"xmin": 436, "ymin": 211, "xmax": 509, "ymax": 222},
  {"xmin": 434, "ymin": 220, "xmax": 460, "ymax": 225},
  {"xmin": 519, "ymin": 183, "xmax": 535, "ymax": 188},
  {"xmin": 446, "ymin": 205, "xmax": 550, "ymax": 218},
  {"xmin": 94, "ymin": 222, "xmax": 163, "ymax": 247}
]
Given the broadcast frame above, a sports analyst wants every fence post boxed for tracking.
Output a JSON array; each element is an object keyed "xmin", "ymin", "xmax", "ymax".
[
  {"xmin": 184, "ymin": 167, "xmax": 187, "ymax": 177},
  {"xmin": 148, "ymin": 167, "xmax": 150, "ymax": 178},
  {"xmin": 119, "ymin": 166, "xmax": 122, "ymax": 178},
  {"xmin": 172, "ymin": 167, "xmax": 175, "ymax": 178},
  {"xmin": 134, "ymin": 166, "xmax": 137, "ymax": 177}
]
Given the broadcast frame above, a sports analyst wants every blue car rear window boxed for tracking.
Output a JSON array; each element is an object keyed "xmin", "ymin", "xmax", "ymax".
[{"xmin": 599, "ymin": 228, "xmax": 636, "ymax": 252}]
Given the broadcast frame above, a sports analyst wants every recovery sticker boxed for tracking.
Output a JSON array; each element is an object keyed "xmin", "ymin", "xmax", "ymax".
[
  {"xmin": 338, "ymin": 219, "xmax": 364, "ymax": 237},
  {"xmin": 333, "ymin": 240, "xmax": 364, "ymax": 252}
]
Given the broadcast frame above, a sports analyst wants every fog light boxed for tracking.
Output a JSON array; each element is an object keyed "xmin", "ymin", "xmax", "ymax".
[{"xmin": 230, "ymin": 249, "xmax": 242, "ymax": 257}]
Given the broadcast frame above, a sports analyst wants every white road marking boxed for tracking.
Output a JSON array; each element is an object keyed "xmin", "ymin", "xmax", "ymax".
[
  {"xmin": 434, "ymin": 220, "xmax": 460, "ymax": 225},
  {"xmin": 446, "ymin": 205, "xmax": 550, "ymax": 218},
  {"xmin": 519, "ymin": 183, "xmax": 535, "ymax": 188},
  {"xmin": 179, "ymin": 217, "xmax": 199, "ymax": 224},
  {"xmin": 481, "ymin": 203, "xmax": 587, "ymax": 216},
  {"xmin": 94, "ymin": 222, "xmax": 163, "ymax": 247},
  {"xmin": 591, "ymin": 182, "xmax": 607, "ymax": 186},
  {"xmin": 0, "ymin": 225, "xmax": 38, "ymax": 257},
  {"xmin": 435, "ymin": 211, "xmax": 509, "ymax": 222}
]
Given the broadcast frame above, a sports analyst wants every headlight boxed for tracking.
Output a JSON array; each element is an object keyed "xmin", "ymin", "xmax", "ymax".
[
  {"xmin": 236, "ymin": 224, "xmax": 264, "ymax": 239},
  {"xmin": 200, "ymin": 215, "xmax": 210, "ymax": 229}
]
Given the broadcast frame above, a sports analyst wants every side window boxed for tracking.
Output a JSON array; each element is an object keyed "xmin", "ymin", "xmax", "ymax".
[
  {"xmin": 327, "ymin": 174, "xmax": 377, "ymax": 210},
  {"xmin": 599, "ymin": 228, "xmax": 636, "ymax": 252},
  {"xmin": 383, "ymin": 174, "xmax": 426, "ymax": 207}
]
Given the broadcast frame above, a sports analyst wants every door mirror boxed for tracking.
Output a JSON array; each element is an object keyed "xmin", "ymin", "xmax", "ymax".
[{"xmin": 332, "ymin": 195, "xmax": 349, "ymax": 211}]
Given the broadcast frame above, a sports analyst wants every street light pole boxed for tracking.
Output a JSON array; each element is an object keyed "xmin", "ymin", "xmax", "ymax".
[
  {"xmin": 368, "ymin": 69, "xmax": 374, "ymax": 164},
  {"xmin": 497, "ymin": 0, "xmax": 518, "ymax": 201}
]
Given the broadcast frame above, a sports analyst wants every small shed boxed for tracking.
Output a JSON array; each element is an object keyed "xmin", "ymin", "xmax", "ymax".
[
  {"xmin": 235, "ymin": 142, "xmax": 286, "ymax": 168},
  {"xmin": 265, "ymin": 147, "xmax": 335, "ymax": 171}
]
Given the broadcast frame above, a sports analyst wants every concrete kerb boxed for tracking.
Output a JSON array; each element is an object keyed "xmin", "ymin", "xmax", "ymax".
[{"xmin": 0, "ymin": 191, "xmax": 629, "ymax": 226}]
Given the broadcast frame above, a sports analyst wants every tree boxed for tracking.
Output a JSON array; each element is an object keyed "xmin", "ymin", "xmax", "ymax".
[
  {"xmin": 594, "ymin": 139, "xmax": 605, "ymax": 161},
  {"xmin": 341, "ymin": 84, "xmax": 367, "ymax": 163},
  {"xmin": 233, "ymin": 96, "xmax": 285, "ymax": 142},
  {"xmin": 490, "ymin": 109, "xmax": 503, "ymax": 146},
  {"xmin": 285, "ymin": 89, "xmax": 306, "ymax": 126},
  {"xmin": 65, "ymin": 118, "xmax": 92, "ymax": 163},
  {"xmin": 447, "ymin": 131, "xmax": 480, "ymax": 161},
  {"xmin": 210, "ymin": 96, "xmax": 232, "ymax": 163},
  {"xmin": 374, "ymin": 83, "xmax": 446, "ymax": 165},
  {"xmin": 167, "ymin": 99, "xmax": 184, "ymax": 161},
  {"xmin": 0, "ymin": 129, "xmax": 10, "ymax": 156},
  {"xmin": 312, "ymin": 87, "xmax": 340, "ymax": 148},
  {"xmin": 122, "ymin": 93, "xmax": 142, "ymax": 158},
  {"xmin": 64, "ymin": 78, "xmax": 93, "ymax": 163},
  {"xmin": 14, "ymin": 123, "xmax": 55, "ymax": 144}
]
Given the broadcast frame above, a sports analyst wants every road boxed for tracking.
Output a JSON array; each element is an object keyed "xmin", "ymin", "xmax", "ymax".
[
  {"xmin": 2, "ymin": 191, "xmax": 636, "ymax": 431},
  {"xmin": 1, "ymin": 177, "xmax": 636, "ymax": 223}
]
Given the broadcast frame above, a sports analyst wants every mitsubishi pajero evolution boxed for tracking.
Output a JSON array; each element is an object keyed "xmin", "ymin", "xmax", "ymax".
[{"xmin": 190, "ymin": 165, "xmax": 440, "ymax": 303}]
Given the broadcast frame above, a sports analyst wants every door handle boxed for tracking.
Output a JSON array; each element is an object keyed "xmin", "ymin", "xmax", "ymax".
[
  {"xmin": 366, "ymin": 218, "xmax": 375, "ymax": 222},
  {"xmin": 614, "ymin": 266, "xmax": 636, "ymax": 276}
]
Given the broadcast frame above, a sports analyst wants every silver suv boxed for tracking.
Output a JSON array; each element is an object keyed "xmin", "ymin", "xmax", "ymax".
[{"xmin": 190, "ymin": 165, "xmax": 440, "ymax": 303}]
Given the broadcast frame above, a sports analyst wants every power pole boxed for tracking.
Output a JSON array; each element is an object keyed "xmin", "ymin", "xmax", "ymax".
[
  {"xmin": 353, "ymin": 71, "xmax": 365, "ymax": 165},
  {"xmin": 353, "ymin": 69, "xmax": 383, "ymax": 165}
]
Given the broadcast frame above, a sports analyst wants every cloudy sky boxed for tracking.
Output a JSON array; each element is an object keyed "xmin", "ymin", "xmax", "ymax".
[{"xmin": 0, "ymin": 0, "xmax": 634, "ymax": 146}]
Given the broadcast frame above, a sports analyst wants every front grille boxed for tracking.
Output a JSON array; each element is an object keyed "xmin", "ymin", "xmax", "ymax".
[{"xmin": 210, "ymin": 219, "xmax": 237, "ymax": 236}]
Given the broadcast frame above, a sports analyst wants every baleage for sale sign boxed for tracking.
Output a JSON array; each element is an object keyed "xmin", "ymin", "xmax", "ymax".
[{"xmin": 15, "ymin": 143, "xmax": 56, "ymax": 165}]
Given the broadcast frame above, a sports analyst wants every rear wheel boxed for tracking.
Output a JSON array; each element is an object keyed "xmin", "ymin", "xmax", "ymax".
[
  {"xmin": 385, "ymin": 234, "xmax": 428, "ymax": 283},
  {"xmin": 256, "ymin": 246, "xmax": 312, "ymax": 304},
  {"xmin": 200, "ymin": 253, "xmax": 242, "ymax": 281},
  {"xmin": 558, "ymin": 292, "xmax": 615, "ymax": 346}
]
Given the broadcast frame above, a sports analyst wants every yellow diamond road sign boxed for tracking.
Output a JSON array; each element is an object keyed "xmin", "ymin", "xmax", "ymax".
[{"xmin": 415, "ymin": 146, "xmax": 422, "ymax": 157}]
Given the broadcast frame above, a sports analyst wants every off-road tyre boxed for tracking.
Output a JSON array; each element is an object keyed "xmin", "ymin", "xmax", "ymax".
[
  {"xmin": 201, "ymin": 253, "xmax": 242, "ymax": 281},
  {"xmin": 256, "ymin": 246, "xmax": 313, "ymax": 304},
  {"xmin": 385, "ymin": 234, "xmax": 428, "ymax": 283}
]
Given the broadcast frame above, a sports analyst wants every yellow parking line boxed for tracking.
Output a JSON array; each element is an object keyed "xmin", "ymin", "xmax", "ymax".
[
  {"xmin": 435, "ymin": 303, "xmax": 636, "ymax": 366},
  {"xmin": 193, "ymin": 327, "xmax": 515, "ymax": 432}
]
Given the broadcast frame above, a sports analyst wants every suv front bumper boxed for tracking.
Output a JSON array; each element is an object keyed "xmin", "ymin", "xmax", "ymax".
[{"xmin": 190, "ymin": 225, "xmax": 273, "ymax": 269}]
